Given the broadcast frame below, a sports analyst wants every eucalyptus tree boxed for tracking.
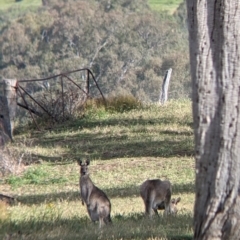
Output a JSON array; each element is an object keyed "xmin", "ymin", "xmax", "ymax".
[
  {"xmin": 187, "ymin": 1, "xmax": 240, "ymax": 239},
  {"xmin": 0, "ymin": 0, "xmax": 189, "ymax": 101}
]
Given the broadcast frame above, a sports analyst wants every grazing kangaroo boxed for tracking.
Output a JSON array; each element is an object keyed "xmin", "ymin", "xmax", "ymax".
[
  {"xmin": 140, "ymin": 179, "xmax": 181, "ymax": 217},
  {"xmin": 78, "ymin": 159, "xmax": 112, "ymax": 228}
]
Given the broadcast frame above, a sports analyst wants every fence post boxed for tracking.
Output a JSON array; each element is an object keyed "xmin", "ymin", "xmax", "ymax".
[
  {"xmin": 0, "ymin": 79, "xmax": 17, "ymax": 141},
  {"xmin": 159, "ymin": 68, "xmax": 172, "ymax": 104}
]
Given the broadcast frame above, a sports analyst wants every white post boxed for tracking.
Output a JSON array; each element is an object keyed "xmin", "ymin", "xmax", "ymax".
[{"xmin": 159, "ymin": 68, "xmax": 172, "ymax": 104}]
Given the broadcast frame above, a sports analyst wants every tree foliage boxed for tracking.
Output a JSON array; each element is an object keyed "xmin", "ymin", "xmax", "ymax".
[{"xmin": 0, "ymin": 0, "xmax": 189, "ymax": 102}]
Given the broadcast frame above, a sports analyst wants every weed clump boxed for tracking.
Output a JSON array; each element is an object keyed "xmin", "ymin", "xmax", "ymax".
[
  {"xmin": 85, "ymin": 95, "xmax": 142, "ymax": 113},
  {"xmin": 106, "ymin": 95, "xmax": 142, "ymax": 113}
]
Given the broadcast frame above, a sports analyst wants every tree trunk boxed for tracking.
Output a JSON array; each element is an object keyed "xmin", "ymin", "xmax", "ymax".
[{"xmin": 186, "ymin": 1, "xmax": 240, "ymax": 239}]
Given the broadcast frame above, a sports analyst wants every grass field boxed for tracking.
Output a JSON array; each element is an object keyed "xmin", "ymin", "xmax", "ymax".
[
  {"xmin": 0, "ymin": 0, "xmax": 41, "ymax": 10},
  {"xmin": 0, "ymin": 0, "xmax": 183, "ymax": 13},
  {"xmin": 0, "ymin": 99, "xmax": 195, "ymax": 239},
  {"xmin": 148, "ymin": 0, "xmax": 183, "ymax": 13}
]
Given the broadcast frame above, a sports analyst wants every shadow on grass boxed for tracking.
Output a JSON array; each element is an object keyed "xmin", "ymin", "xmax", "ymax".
[
  {"xmin": 161, "ymin": 130, "xmax": 193, "ymax": 136},
  {"xmin": 173, "ymin": 182, "xmax": 195, "ymax": 195},
  {"xmin": 0, "ymin": 212, "xmax": 193, "ymax": 240},
  {"xmin": 58, "ymin": 115, "xmax": 193, "ymax": 131},
  {"xmin": 23, "ymin": 154, "xmax": 73, "ymax": 165},
  {"xmin": 15, "ymin": 113, "xmax": 194, "ymax": 164},
  {"xmin": 16, "ymin": 182, "xmax": 194, "ymax": 206},
  {"xmin": 16, "ymin": 191, "xmax": 81, "ymax": 205},
  {"xmin": 25, "ymin": 134, "xmax": 194, "ymax": 164}
]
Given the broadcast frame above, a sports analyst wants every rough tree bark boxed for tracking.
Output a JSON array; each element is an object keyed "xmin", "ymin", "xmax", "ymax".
[{"xmin": 186, "ymin": 1, "xmax": 240, "ymax": 239}]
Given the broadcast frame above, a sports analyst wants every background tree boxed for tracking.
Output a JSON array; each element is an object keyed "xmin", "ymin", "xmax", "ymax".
[
  {"xmin": 187, "ymin": 0, "xmax": 240, "ymax": 239},
  {"xmin": 0, "ymin": 0, "xmax": 190, "ymax": 102}
]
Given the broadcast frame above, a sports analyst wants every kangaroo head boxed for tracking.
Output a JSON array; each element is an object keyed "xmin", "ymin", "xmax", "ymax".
[
  {"xmin": 78, "ymin": 159, "xmax": 90, "ymax": 176},
  {"xmin": 156, "ymin": 197, "xmax": 181, "ymax": 215},
  {"xmin": 169, "ymin": 197, "xmax": 181, "ymax": 214}
]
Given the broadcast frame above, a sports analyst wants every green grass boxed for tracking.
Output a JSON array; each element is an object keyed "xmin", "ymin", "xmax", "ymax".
[
  {"xmin": 7, "ymin": 166, "xmax": 68, "ymax": 187},
  {"xmin": 0, "ymin": 0, "xmax": 41, "ymax": 10},
  {"xmin": 0, "ymin": 99, "xmax": 194, "ymax": 239},
  {"xmin": 148, "ymin": 0, "xmax": 184, "ymax": 13}
]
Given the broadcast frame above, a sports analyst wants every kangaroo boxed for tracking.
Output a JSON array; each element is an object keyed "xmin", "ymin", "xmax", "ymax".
[
  {"xmin": 78, "ymin": 159, "xmax": 112, "ymax": 228},
  {"xmin": 140, "ymin": 179, "xmax": 181, "ymax": 217}
]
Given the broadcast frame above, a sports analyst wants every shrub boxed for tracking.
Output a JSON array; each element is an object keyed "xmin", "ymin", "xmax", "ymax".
[
  {"xmin": 106, "ymin": 95, "xmax": 142, "ymax": 112},
  {"xmin": 84, "ymin": 95, "xmax": 142, "ymax": 113}
]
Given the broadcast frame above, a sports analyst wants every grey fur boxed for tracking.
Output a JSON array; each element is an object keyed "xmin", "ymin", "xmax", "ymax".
[
  {"xmin": 78, "ymin": 159, "xmax": 112, "ymax": 228},
  {"xmin": 140, "ymin": 179, "xmax": 181, "ymax": 217}
]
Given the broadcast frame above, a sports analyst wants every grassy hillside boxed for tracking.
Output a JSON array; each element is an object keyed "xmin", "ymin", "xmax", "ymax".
[
  {"xmin": 0, "ymin": 0, "xmax": 183, "ymax": 13},
  {"xmin": 0, "ymin": 0, "xmax": 41, "ymax": 10},
  {"xmin": 149, "ymin": 0, "xmax": 184, "ymax": 13},
  {"xmin": 0, "ymin": 100, "xmax": 194, "ymax": 239}
]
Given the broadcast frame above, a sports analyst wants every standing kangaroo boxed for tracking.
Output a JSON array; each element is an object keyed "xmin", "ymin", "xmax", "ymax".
[
  {"xmin": 78, "ymin": 159, "xmax": 112, "ymax": 228},
  {"xmin": 140, "ymin": 179, "xmax": 181, "ymax": 217}
]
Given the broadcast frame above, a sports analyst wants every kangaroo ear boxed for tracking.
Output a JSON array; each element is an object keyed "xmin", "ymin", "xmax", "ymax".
[
  {"xmin": 86, "ymin": 159, "xmax": 90, "ymax": 165},
  {"xmin": 176, "ymin": 197, "xmax": 181, "ymax": 204},
  {"xmin": 77, "ymin": 159, "xmax": 82, "ymax": 166}
]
